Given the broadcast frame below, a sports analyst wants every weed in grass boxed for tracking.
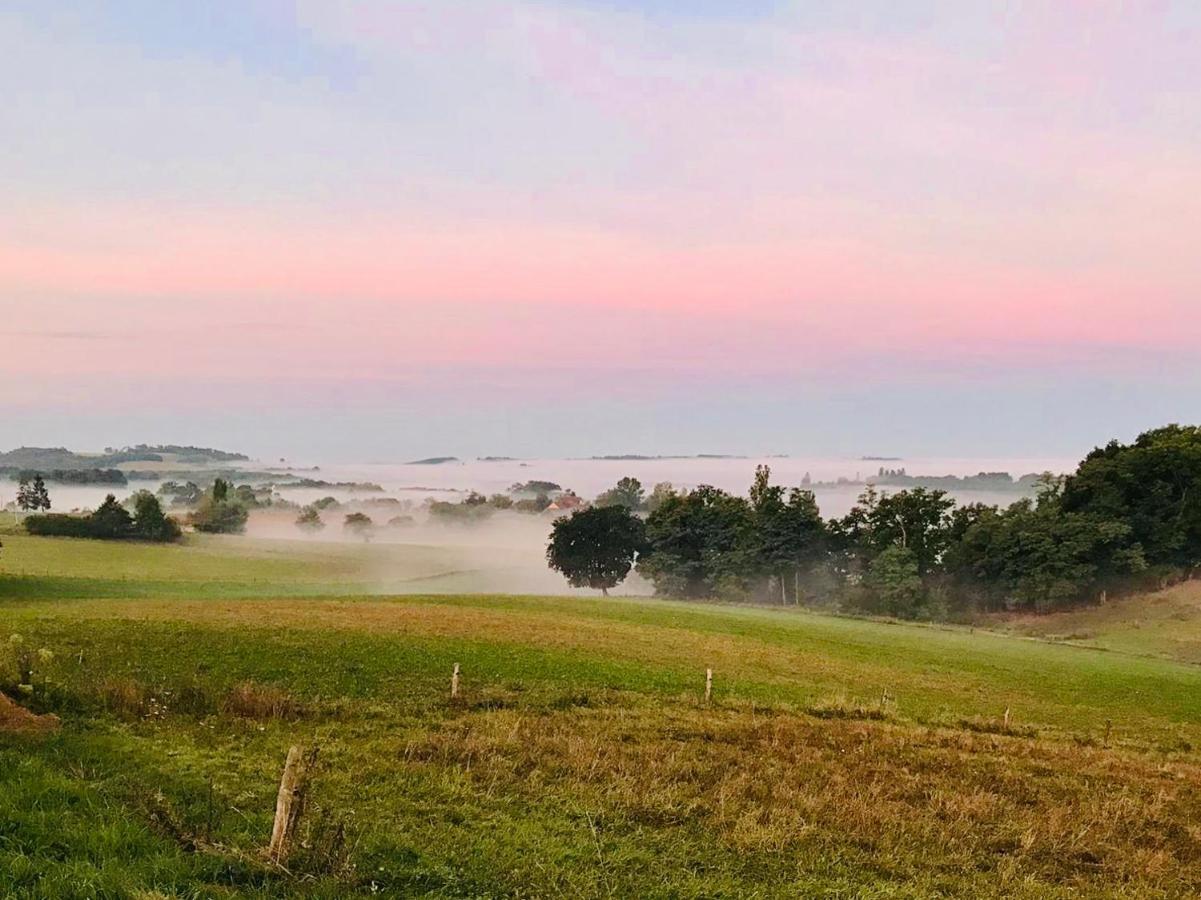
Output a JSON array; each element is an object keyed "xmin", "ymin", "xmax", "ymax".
[{"xmin": 222, "ymin": 681, "xmax": 305, "ymax": 721}]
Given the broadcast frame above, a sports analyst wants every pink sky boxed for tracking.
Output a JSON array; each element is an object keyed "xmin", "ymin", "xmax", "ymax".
[{"xmin": 2, "ymin": 2, "xmax": 1199, "ymax": 457}]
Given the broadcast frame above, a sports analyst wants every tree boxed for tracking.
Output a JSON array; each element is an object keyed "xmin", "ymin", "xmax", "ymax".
[
  {"xmin": 343, "ymin": 512, "xmax": 374, "ymax": 540},
  {"xmin": 131, "ymin": 491, "xmax": 181, "ymax": 541},
  {"xmin": 295, "ymin": 506, "xmax": 325, "ymax": 532},
  {"xmin": 747, "ymin": 466, "xmax": 826, "ymax": 603},
  {"xmin": 89, "ymin": 494, "xmax": 134, "ymax": 539},
  {"xmin": 645, "ymin": 482, "xmax": 676, "ymax": 514},
  {"xmin": 189, "ymin": 481, "xmax": 249, "ymax": 534},
  {"xmin": 1060, "ymin": 425, "xmax": 1201, "ymax": 571},
  {"xmin": 829, "ymin": 487, "xmax": 954, "ymax": 579},
  {"xmin": 944, "ymin": 499, "xmax": 1146, "ymax": 613},
  {"xmin": 159, "ymin": 480, "xmax": 202, "ymax": 507},
  {"xmin": 638, "ymin": 485, "xmax": 753, "ymax": 599},
  {"xmin": 868, "ymin": 488, "xmax": 955, "ymax": 576},
  {"xmin": 17, "ymin": 475, "xmax": 50, "ymax": 512},
  {"xmin": 547, "ymin": 505, "xmax": 646, "ymax": 596},
  {"xmin": 594, "ymin": 477, "xmax": 645, "ymax": 510},
  {"xmin": 860, "ymin": 545, "xmax": 927, "ymax": 619}
]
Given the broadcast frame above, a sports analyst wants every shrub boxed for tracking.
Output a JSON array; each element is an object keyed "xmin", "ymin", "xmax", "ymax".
[{"xmin": 24, "ymin": 493, "xmax": 181, "ymax": 543}]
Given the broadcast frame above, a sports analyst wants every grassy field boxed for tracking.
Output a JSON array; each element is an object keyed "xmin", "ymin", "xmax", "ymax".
[{"xmin": 4, "ymin": 534, "xmax": 1201, "ymax": 897}]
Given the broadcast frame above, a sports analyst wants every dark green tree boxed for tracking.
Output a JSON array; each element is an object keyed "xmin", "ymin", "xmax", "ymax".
[
  {"xmin": 638, "ymin": 485, "xmax": 753, "ymax": 599},
  {"xmin": 860, "ymin": 545, "xmax": 927, "ymax": 619},
  {"xmin": 17, "ymin": 475, "xmax": 51, "ymax": 512},
  {"xmin": 89, "ymin": 494, "xmax": 134, "ymax": 539},
  {"xmin": 547, "ymin": 505, "xmax": 646, "ymax": 596},
  {"xmin": 748, "ymin": 466, "xmax": 826, "ymax": 603},
  {"xmin": 1060, "ymin": 425, "xmax": 1201, "ymax": 571},
  {"xmin": 829, "ymin": 486, "xmax": 954, "ymax": 579},
  {"xmin": 131, "ymin": 490, "xmax": 182, "ymax": 541},
  {"xmin": 944, "ymin": 499, "xmax": 1146, "ymax": 613}
]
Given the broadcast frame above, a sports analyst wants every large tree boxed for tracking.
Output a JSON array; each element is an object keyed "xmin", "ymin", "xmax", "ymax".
[
  {"xmin": 829, "ymin": 486, "xmax": 954, "ymax": 579},
  {"xmin": 637, "ymin": 485, "xmax": 752, "ymax": 599},
  {"xmin": 748, "ymin": 466, "xmax": 826, "ymax": 603},
  {"xmin": 89, "ymin": 495, "xmax": 134, "ymax": 539},
  {"xmin": 1060, "ymin": 425, "xmax": 1201, "ymax": 571},
  {"xmin": 547, "ymin": 505, "xmax": 646, "ymax": 596}
]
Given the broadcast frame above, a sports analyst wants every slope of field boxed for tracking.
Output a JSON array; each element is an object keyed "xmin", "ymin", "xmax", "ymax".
[
  {"xmin": 3, "ymin": 535, "xmax": 1201, "ymax": 897},
  {"xmin": 997, "ymin": 579, "xmax": 1201, "ymax": 665}
]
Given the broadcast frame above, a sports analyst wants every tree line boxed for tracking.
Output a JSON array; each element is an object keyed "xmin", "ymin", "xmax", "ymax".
[
  {"xmin": 20, "ymin": 478, "xmax": 250, "ymax": 542},
  {"xmin": 548, "ymin": 425, "xmax": 1201, "ymax": 618}
]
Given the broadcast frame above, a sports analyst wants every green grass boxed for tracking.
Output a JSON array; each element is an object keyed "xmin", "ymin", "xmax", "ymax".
[{"xmin": 4, "ymin": 535, "xmax": 1201, "ymax": 897}]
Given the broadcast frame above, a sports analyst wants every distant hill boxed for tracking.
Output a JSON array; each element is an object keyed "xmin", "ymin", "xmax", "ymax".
[
  {"xmin": 406, "ymin": 456, "xmax": 460, "ymax": 465},
  {"xmin": 0, "ymin": 444, "xmax": 249, "ymax": 472}
]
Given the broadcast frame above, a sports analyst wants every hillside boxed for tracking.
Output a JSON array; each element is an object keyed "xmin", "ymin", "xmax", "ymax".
[
  {"xmin": 3, "ymin": 535, "xmax": 1201, "ymax": 896},
  {"xmin": 996, "ymin": 579, "xmax": 1201, "ymax": 664}
]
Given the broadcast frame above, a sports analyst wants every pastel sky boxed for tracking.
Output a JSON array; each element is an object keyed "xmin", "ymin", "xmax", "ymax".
[{"xmin": 3, "ymin": 1, "xmax": 1200, "ymax": 460}]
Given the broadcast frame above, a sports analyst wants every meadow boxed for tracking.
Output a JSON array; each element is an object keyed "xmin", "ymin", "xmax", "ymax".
[{"xmin": 4, "ymin": 532, "xmax": 1201, "ymax": 898}]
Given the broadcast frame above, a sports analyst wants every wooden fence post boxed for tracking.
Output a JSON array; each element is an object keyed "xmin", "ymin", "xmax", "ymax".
[
  {"xmin": 451, "ymin": 663, "xmax": 461, "ymax": 700},
  {"xmin": 268, "ymin": 745, "xmax": 318, "ymax": 865},
  {"xmin": 705, "ymin": 668, "xmax": 713, "ymax": 704}
]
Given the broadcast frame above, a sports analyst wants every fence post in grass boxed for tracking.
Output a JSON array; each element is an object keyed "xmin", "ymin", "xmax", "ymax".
[
  {"xmin": 268, "ymin": 744, "xmax": 318, "ymax": 865},
  {"xmin": 705, "ymin": 668, "xmax": 713, "ymax": 705},
  {"xmin": 1003, "ymin": 707, "xmax": 1011, "ymax": 730},
  {"xmin": 451, "ymin": 663, "xmax": 461, "ymax": 700},
  {"xmin": 1104, "ymin": 719, "xmax": 1113, "ymax": 748}
]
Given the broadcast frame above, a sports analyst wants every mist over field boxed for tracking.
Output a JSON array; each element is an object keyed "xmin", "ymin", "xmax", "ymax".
[{"xmin": 1, "ymin": 452, "xmax": 1073, "ymax": 598}]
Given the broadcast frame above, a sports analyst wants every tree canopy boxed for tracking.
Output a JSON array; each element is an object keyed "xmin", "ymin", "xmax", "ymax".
[{"xmin": 547, "ymin": 505, "xmax": 646, "ymax": 595}]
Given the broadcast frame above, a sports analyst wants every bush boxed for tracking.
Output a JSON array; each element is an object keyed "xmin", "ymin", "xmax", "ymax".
[
  {"xmin": 24, "ymin": 494, "xmax": 181, "ymax": 543},
  {"xmin": 189, "ymin": 482, "xmax": 249, "ymax": 534}
]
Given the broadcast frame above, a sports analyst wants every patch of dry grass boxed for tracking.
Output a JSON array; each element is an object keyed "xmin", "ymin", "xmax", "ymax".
[
  {"xmin": 994, "ymin": 579, "xmax": 1201, "ymax": 664},
  {"xmin": 401, "ymin": 702, "xmax": 1201, "ymax": 896},
  {"xmin": 221, "ymin": 681, "xmax": 304, "ymax": 720}
]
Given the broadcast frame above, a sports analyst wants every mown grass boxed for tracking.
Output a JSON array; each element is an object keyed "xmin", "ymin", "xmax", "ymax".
[{"xmin": 4, "ymin": 535, "xmax": 1201, "ymax": 896}]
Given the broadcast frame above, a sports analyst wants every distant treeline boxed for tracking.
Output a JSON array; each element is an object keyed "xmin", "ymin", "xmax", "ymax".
[
  {"xmin": 268, "ymin": 478, "xmax": 384, "ymax": 492},
  {"xmin": 111, "ymin": 444, "xmax": 249, "ymax": 463},
  {"xmin": 0, "ymin": 444, "xmax": 248, "ymax": 471},
  {"xmin": 870, "ymin": 471, "xmax": 1044, "ymax": 492},
  {"xmin": 4, "ymin": 468, "xmax": 128, "ymax": 485}
]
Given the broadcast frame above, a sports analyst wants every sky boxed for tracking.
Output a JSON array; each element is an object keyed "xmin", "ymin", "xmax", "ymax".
[{"xmin": 3, "ymin": 1, "xmax": 1200, "ymax": 462}]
